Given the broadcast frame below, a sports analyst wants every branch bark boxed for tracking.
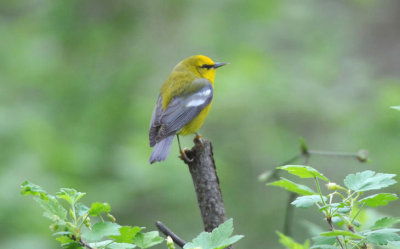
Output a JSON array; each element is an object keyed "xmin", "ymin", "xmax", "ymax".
[
  {"xmin": 156, "ymin": 221, "xmax": 186, "ymax": 248},
  {"xmin": 183, "ymin": 137, "xmax": 227, "ymax": 232}
]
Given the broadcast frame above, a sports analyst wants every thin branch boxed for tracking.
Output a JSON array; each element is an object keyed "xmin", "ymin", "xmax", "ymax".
[
  {"xmin": 282, "ymin": 150, "xmax": 310, "ymax": 236},
  {"xmin": 327, "ymin": 217, "xmax": 345, "ymax": 249},
  {"xmin": 156, "ymin": 221, "xmax": 186, "ymax": 248},
  {"xmin": 71, "ymin": 235, "xmax": 94, "ymax": 249},
  {"xmin": 283, "ymin": 192, "xmax": 297, "ymax": 235}
]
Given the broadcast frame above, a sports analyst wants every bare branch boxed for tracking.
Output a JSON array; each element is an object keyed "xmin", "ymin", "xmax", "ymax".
[
  {"xmin": 183, "ymin": 137, "xmax": 228, "ymax": 232},
  {"xmin": 156, "ymin": 221, "xmax": 186, "ymax": 248}
]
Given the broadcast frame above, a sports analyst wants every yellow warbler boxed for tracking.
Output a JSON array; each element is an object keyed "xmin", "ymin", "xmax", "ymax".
[{"xmin": 149, "ymin": 55, "xmax": 227, "ymax": 164}]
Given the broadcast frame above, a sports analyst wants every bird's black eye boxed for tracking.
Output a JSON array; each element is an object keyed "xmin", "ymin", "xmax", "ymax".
[{"xmin": 201, "ymin": 64, "xmax": 213, "ymax": 69}]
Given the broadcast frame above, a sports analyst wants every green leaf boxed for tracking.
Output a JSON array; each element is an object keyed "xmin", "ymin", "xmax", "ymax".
[
  {"xmin": 75, "ymin": 203, "xmax": 90, "ymax": 217},
  {"xmin": 57, "ymin": 188, "xmax": 86, "ymax": 205},
  {"xmin": 132, "ymin": 231, "xmax": 164, "ymax": 249},
  {"xmin": 89, "ymin": 202, "xmax": 111, "ymax": 216},
  {"xmin": 371, "ymin": 217, "xmax": 400, "ymax": 230},
  {"xmin": 82, "ymin": 222, "xmax": 121, "ymax": 242},
  {"xmin": 320, "ymin": 230, "xmax": 364, "ymax": 239},
  {"xmin": 311, "ymin": 235, "xmax": 337, "ymax": 248},
  {"xmin": 89, "ymin": 240, "xmax": 136, "ymax": 249},
  {"xmin": 359, "ymin": 193, "xmax": 398, "ymax": 207},
  {"xmin": 20, "ymin": 181, "xmax": 49, "ymax": 200},
  {"xmin": 56, "ymin": 235, "xmax": 75, "ymax": 245},
  {"xmin": 344, "ymin": 171, "xmax": 396, "ymax": 192},
  {"xmin": 364, "ymin": 229, "xmax": 400, "ymax": 245},
  {"xmin": 291, "ymin": 195, "xmax": 327, "ymax": 208},
  {"xmin": 278, "ymin": 165, "xmax": 329, "ymax": 181},
  {"xmin": 310, "ymin": 246, "xmax": 339, "ymax": 249},
  {"xmin": 390, "ymin": 106, "xmax": 400, "ymax": 110},
  {"xmin": 277, "ymin": 231, "xmax": 309, "ymax": 249},
  {"xmin": 183, "ymin": 219, "xmax": 244, "ymax": 249},
  {"xmin": 106, "ymin": 243, "xmax": 136, "ymax": 249},
  {"xmin": 56, "ymin": 236, "xmax": 83, "ymax": 249},
  {"xmin": 35, "ymin": 196, "xmax": 67, "ymax": 224},
  {"xmin": 268, "ymin": 178, "xmax": 316, "ymax": 195},
  {"xmin": 110, "ymin": 226, "xmax": 142, "ymax": 243}
]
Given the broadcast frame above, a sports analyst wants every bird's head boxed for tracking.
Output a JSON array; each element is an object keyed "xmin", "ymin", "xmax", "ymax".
[{"xmin": 177, "ymin": 55, "xmax": 227, "ymax": 82}]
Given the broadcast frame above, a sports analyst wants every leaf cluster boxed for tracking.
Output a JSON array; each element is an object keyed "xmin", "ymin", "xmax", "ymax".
[
  {"xmin": 268, "ymin": 166, "xmax": 399, "ymax": 248},
  {"xmin": 21, "ymin": 181, "xmax": 244, "ymax": 249},
  {"xmin": 21, "ymin": 181, "xmax": 163, "ymax": 249}
]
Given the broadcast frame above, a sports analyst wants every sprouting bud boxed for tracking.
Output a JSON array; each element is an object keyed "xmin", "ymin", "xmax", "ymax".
[
  {"xmin": 107, "ymin": 213, "xmax": 116, "ymax": 223},
  {"xmin": 356, "ymin": 150, "xmax": 369, "ymax": 163},
  {"xmin": 85, "ymin": 217, "xmax": 91, "ymax": 228},
  {"xmin": 166, "ymin": 236, "xmax": 175, "ymax": 249},
  {"xmin": 327, "ymin": 182, "xmax": 339, "ymax": 190}
]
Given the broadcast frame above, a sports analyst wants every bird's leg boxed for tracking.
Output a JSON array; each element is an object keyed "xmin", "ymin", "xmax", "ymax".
[
  {"xmin": 194, "ymin": 132, "xmax": 205, "ymax": 147},
  {"xmin": 177, "ymin": 134, "xmax": 193, "ymax": 163}
]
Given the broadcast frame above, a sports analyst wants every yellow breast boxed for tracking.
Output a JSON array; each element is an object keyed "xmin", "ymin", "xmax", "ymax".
[{"xmin": 178, "ymin": 102, "xmax": 212, "ymax": 135}]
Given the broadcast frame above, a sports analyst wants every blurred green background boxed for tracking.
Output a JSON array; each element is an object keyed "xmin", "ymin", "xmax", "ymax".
[{"xmin": 1, "ymin": 0, "xmax": 399, "ymax": 248}]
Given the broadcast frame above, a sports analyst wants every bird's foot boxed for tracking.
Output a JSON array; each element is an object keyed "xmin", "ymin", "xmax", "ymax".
[{"xmin": 179, "ymin": 148, "xmax": 193, "ymax": 163}]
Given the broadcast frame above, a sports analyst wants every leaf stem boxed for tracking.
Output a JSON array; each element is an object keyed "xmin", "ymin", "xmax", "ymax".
[
  {"xmin": 314, "ymin": 177, "xmax": 326, "ymax": 206},
  {"xmin": 351, "ymin": 203, "xmax": 365, "ymax": 224},
  {"xmin": 327, "ymin": 217, "xmax": 345, "ymax": 249}
]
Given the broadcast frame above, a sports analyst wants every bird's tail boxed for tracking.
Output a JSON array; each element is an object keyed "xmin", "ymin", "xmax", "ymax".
[{"xmin": 149, "ymin": 135, "xmax": 174, "ymax": 164}]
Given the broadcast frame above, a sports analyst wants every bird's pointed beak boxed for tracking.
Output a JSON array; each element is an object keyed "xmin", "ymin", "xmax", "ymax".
[{"xmin": 213, "ymin": 62, "xmax": 228, "ymax": 69}]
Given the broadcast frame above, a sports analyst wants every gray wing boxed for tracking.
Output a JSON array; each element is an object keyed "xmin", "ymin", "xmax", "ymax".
[{"xmin": 149, "ymin": 78, "xmax": 213, "ymax": 147}]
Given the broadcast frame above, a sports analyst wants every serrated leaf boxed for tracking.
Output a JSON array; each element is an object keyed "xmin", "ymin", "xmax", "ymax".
[
  {"xmin": 344, "ymin": 171, "xmax": 396, "ymax": 192},
  {"xmin": 56, "ymin": 236, "xmax": 82, "ymax": 249},
  {"xmin": 268, "ymin": 178, "xmax": 316, "ymax": 195},
  {"xmin": 312, "ymin": 235, "xmax": 337, "ymax": 246},
  {"xmin": 277, "ymin": 231, "xmax": 309, "ymax": 249},
  {"xmin": 82, "ymin": 222, "xmax": 121, "ymax": 242},
  {"xmin": 278, "ymin": 165, "xmax": 329, "ymax": 181},
  {"xmin": 310, "ymin": 245, "xmax": 339, "ymax": 249},
  {"xmin": 107, "ymin": 243, "xmax": 136, "ymax": 249},
  {"xmin": 89, "ymin": 202, "xmax": 111, "ymax": 216},
  {"xmin": 57, "ymin": 188, "xmax": 86, "ymax": 205},
  {"xmin": 20, "ymin": 181, "xmax": 49, "ymax": 200},
  {"xmin": 132, "ymin": 231, "xmax": 163, "ymax": 249},
  {"xmin": 35, "ymin": 196, "xmax": 67, "ymax": 224},
  {"xmin": 364, "ymin": 229, "xmax": 400, "ymax": 245},
  {"xmin": 56, "ymin": 235, "xmax": 75, "ymax": 244},
  {"xmin": 89, "ymin": 240, "xmax": 136, "ymax": 249},
  {"xmin": 371, "ymin": 217, "xmax": 400, "ymax": 230},
  {"xmin": 183, "ymin": 219, "xmax": 244, "ymax": 249},
  {"xmin": 292, "ymin": 195, "xmax": 327, "ymax": 208},
  {"xmin": 76, "ymin": 203, "xmax": 90, "ymax": 217},
  {"xmin": 110, "ymin": 226, "xmax": 142, "ymax": 243},
  {"xmin": 320, "ymin": 230, "xmax": 364, "ymax": 239},
  {"xmin": 359, "ymin": 193, "xmax": 398, "ymax": 207}
]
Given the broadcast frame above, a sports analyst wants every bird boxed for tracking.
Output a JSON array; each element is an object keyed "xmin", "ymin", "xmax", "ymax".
[{"xmin": 149, "ymin": 55, "xmax": 227, "ymax": 164}]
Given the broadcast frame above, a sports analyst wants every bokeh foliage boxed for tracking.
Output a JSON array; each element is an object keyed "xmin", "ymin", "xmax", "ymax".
[{"xmin": 0, "ymin": 0, "xmax": 399, "ymax": 248}]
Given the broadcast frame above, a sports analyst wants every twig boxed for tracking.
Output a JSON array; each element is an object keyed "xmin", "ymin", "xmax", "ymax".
[
  {"xmin": 283, "ymin": 192, "xmax": 297, "ymax": 235},
  {"xmin": 71, "ymin": 235, "xmax": 94, "ymax": 249},
  {"xmin": 156, "ymin": 221, "xmax": 186, "ymax": 248},
  {"xmin": 183, "ymin": 137, "xmax": 227, "ymax": 232},
  {"xmin": 327, "ymin": 217, "xmax": 345, "ymax": 249},
  {"xmin": 283, "ymin": 150, "xmax": 310, "ymax": 236}
]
